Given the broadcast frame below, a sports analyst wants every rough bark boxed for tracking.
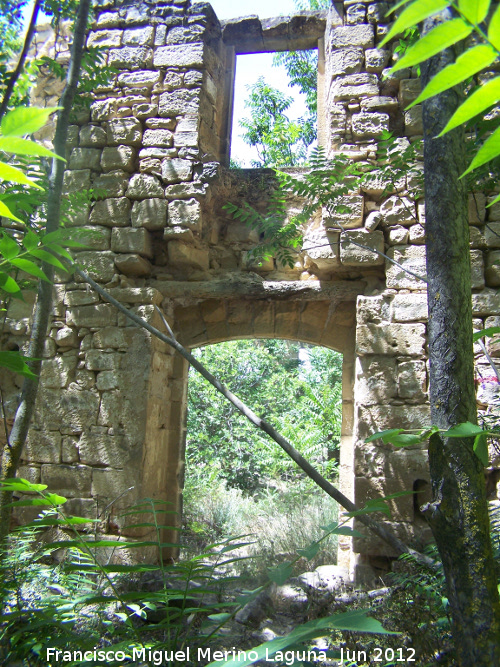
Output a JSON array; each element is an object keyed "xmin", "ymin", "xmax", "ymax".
[
  {"xmin": 422, "ymin": 11, "xmax": 500, "ymax": 664},
  {"xmin": 0, "ymin": 0, "xmax": 92, "ymax": 542}
]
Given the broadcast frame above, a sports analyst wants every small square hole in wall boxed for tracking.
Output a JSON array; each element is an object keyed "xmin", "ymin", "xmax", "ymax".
[{"xmin": 230, "ymin": 49, "xmax": 318, "ymax": 168}]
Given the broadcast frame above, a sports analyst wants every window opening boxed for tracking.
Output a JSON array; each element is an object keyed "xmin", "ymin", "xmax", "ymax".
[
  {"xmin": 182, "ymin": 339, "xmax": 341, "ymax": 571},
  {"xmin": 231, "ymin": 50, "xmax": 318, "ymax": 168}
]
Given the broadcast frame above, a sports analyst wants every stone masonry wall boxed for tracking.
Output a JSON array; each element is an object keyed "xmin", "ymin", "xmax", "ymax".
[{"xmin": 1, "ymin": 0, "xmax": 500, "ymax": 580}]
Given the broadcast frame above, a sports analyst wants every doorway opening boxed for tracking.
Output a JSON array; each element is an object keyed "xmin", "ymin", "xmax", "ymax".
[{"xmin": 182, "ymin": 338, "xmax": 342, "ymax": 576}]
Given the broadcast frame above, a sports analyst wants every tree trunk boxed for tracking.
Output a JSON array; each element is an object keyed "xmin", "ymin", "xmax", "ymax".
[
  {"xmin": 0, "ymin": 0, "xmax": 92, "ymax": 543},
  {"xmin": 422, "ymin": 11, "xmax": 500, "ymax": 664}
]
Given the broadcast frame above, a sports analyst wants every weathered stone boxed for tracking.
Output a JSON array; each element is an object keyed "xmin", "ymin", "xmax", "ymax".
[
  {"xmin": 85, "ymin": 350, "xmax": 121, "ymax": 371},
  {"xmin": 346, "ymin": 3, "xmax": 366, "ymax": 24},
  {"xmin": 352, "ymin": 112, "xmax": 389, "ymax": 139},
  {"xmin": 364, "ymin": 210, "xmax": 382, "ymax": 231},
  {"xmin": 73, "ymin": 251, "xmax": 116, "ymax": 283},
  {"xmin": 168, "ymin": 241, "xmax": 209, "ymax": 271},
  {"xmin": 356, "ymin": 322, "xmax": 426, "ymax": 356},
  {"xmin": 41, "ymin": 464, "xmax": 92, "ymax": 497},
  {"xmin": 63, "ymin": 290, "xmax": 99, "ymax": 307},
  {"xmin": 409, "ymin": 224, "xmax": 425, "ymax": 245},
  {"xmin": 79, "ymin": 124, "xmax": 107, "ymax": 147},
  {"xmin": 106, "ymin": 118, "xmax": 142, "ymax": 146},
  {"xmin": 355, "ymin": 356, "xmax": 397, "ymax": 405},
  {"xmin": 118, "ymin": 70, "xmax": 160, "ymax": 88},
  {"xmin": 398, "ymin": 360, "xmax": 427, "ymax": 401},
  {"xmin": 23, "ymin": 431, "xmax": 61, "ymax": 463},
  {"xmin": 108, "ymin": 46, "xmax": 153, "ymax": 69},
  {"xmin": 472, "ymin": 289, "xmax": 500, "ymax": 315},
  {"xmin": 54, "ymin": 326, "xmax": 79, "ymax": 347},
  {"xmin": 356, "ymin": 403, "xmax": 431, "ymax": 442},
  {"xmin": 331, "ymin": 73, "xmax": 379, "ymax": 100},
  {"xmin": 365, "ymin": 48, "xmax": 390, "ymax": 73},
  {"xmin": 329, "ymin": 48, "xmax": 364, "ymax": 77},
  {"xmin": 471, "ymin": 249, "xmax": 485, "ymax": 289},
  {"xmin": 101, "ymin": 145, "xmax": 135, "ymax": 172},
  {"xmin": 90, "ymin": 198, "xmax": 131, "ymax": 227},
  {"xmin": 87, "ymin": 29, "xmax": 122, "ymax": 48},
  {"xmin": 340, "ymin": 229, "xmax": 384, "ymax": 265},
  {"xmin": 399, "ymin": 78, "xmax": 421, "ymax": 107},
  {"xmin": 126, "ymin": 173, "xmax": 164, "ymax": 199},
  {"xmin": 173, "ymin": 129, "xmax": 198, "ymax": 147},
  {"xmin": 164, "ymin": 182, "xmax": 208, "ymax": 200},
  {"xmin": 123, "ymin": 26, "xmax": 154, "ymax": 46},
  {"xmin": 330, "ymin": 104, "xmax": 347, "ymax": 135},
  {"xmin": 330, "ymin": 24, "xmax": 374, "ymax": 48},
  {"xmin": 360, "ymin": 96, "xmax": 398, "ymax": 112},
  {"xmin": 158, "ymin": 89, "xmax": 200, "ymax": 116},
  {"xmin": 168, "ymin": 198, "xmax": 201, "ymax": 230},
  {"xmin": 143, "ymin": 129, "xmax": 174, "ymax": 147},
  {"xmin": 303, "ymin": 229, "xmax": 339, "ymax": 270},
  {"xmin": 69, "ymin": 147, "xmax": 101, "ymax": 170},
  {"xmin": 63, "ymin": 169, "xmax": 90, "ymax": 193},
  {"xmin": 114, "ymin": 253, "xmax": 152, "ymax": 277},
  {"xmin": 72, "ymin": 226, "xmax": 111, "ymax": 251},
  {"xmin": 40, "ymin": 355, "xmax": 77, "ymax": 388},
  {"xmin": 153, "ymin": 42, "xmax": 204, "ymax": 67},
  {"xmin": 93, "ymin": 327, "xmax": 142, "ymax": 349},
  {"xmin": 93, "ymin": 170, "xmax": 129, "ymax": 197},
  {"xmin": 131, "ymin": 198, "xmax": 168, "ymax": 230},
  {"xmin": 66, "ymin": 304, "xmax": 117, "ymax": 328},
  {"xmin": 92, "ymin": 468, "xmax": 136, "ymax": 502},
  {"xmin": 380, "ymin": 196, "xmax": 416, "ymax": 226},
  {"xmin": 484, "ymin": 223, "xmax": 500, "ymax": 247},
  {"xmin": 323, "ymin": 195, "xmax": 364, "ymax": 229},
  {"xmin": 391, "ymin": 293, "xmax": 428, "ymax": 322},
  {"xmin": 487, "ymin": 195, "xmax": 500, "ymax": 221},
  {"xmin": 167, "ymin": 24, "xmax": 205, "ymax": 44},
  {"xmin": 161, "ymin": 158, "xmax": 193, "ymax": 184},
  {"xmin": 469, "ymin": 192, "xmax": 486, "ymax": 223},
  {"xmin": 485, "ymin": 251, "xmax": 500, "ymax": 287},
  {"xmin": 111, "ymin": 228, "xmax": 153, "ymax": 258},
  {"xmin": 404, "ymin": 106, "xmax": 423, "ymax": 136},
  {"xmin": 386, "ymin": 246, "xmax": 427, "ymax": 290}
]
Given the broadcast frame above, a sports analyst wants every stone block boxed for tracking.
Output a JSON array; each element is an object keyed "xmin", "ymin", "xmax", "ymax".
[
  {"xmin": 118, "ymin": 70, "xmax": 160, "ymax": 88},
  {"xmin": 23, "ymin": 431, "xmax": 61, "ymax": 463},
  {"xmin": 399, "ymin": 79, "xmax": 421, "ymax": 107},
  {"xmin": 329, "ymin": 48, "xmax": 364, "ymax": 77},
  {"xmin": 54, "ymin": 326, "xmax": 79, "ymax": 347},
  {"xmin": 472, "ymin": 289, "xmax": 500, "ymax": 315},
  {"xmin": 34, "ymin": 387, "xmax": 100, "ymax": 434},
  {"xmin": 174, "ymin": 130, "xmax": 198, "ymax": 147},
  {"xmin": 408, "ymin": 224, "xmax": 425, "ymax": 244},
  {"xmin": 40, "ymin": 355, "xmax": 77, "ymax": 388},
  {"xmin": 114, "ymin": 254, "xmax": 152, "ymax": 277},
  {"xmin": 85, "ymin": 350, "xmax": 121, "ymax": 371},
  {"xmin": 340, "ymin": 229, "xmax": 384, "ymax": 266},
  {"xmin": 93, "ymin": 170, "xmax": 129, "ymax": 198},
  {"xmin": 391, "ymin": 293, "xmax": 428, "ymax": 322},
  {"xmin": 108, "ymin": 46, "xmax": 153, "ymax": 69},
  {"xmin": 487, "ymin": 195, "xmax": 500, "ymax": 221},
  {"xmin": 404, "ymin": 106, "xmax": 423, "ymax": 136},
  {"xmin": 398, "ymin": 360, "xmax": 427, "ymax": 401},
  {"xmin": 380, "ymin": 196, "xmax": 416, "ymax": 226},
  {"xmin": 469, "ymin": 192, "xmax": 486, "ymax": 223},
  {"xmin": 356, "ymin": 294, "xmax": 392, "ymax": 325},
  {"xmin": 72, "ymin": 225, "xmax": 111, "ymax": 251},
  {"xmin": 17, "ymin": 465, "xmax": 41, "ymax": 484},
  {"xmin": 346, "ymin": 3, "xmax": 366, "ymax": 24},
  {"xmin": 87, "ymin": 29, "xmax": 122, "ymax": 48},
  {"xmin": 386, "ymin": 246, "xmax": 427, "ymax": 290},
  {"xmin": 92, "ymin": 468, "xmax": 136, "ymax": 502},
  {"xmin": 303, "ymin": 230, "xmax": 339, "ymax": 270},
  {"xmin": 101, "ymin": 146, "xmax": 135, "ymax": 172},
  {"xmin": 365, "ymin": 48, "xmax": 390, "ymax": 73},
  {"xmin": 356, "ymin": 322, "xmax": 426, "ymax": 356},
  {"xmin": 143, "ymin": 129, "xmax": 173, "ymax": 147},
  {"xmin": 79, "ymin": 427, "xmax": 130, "ymax": 466},
  {"xmin": 471, "ymin": 249, "xmax": 485, "ymax": 289},
  {"xmin": 330, "ymin": 24, "xmax": 374, "ymax": 48},
  {"xmin": 168, "ymin": 198, "xmax": 201, "ymax": 231},
  {"xmin": 331, "ymin": 73, "xmax": 379, "ymax": 100},
  {"xmin": 164, "ymin": 182, "xmax": 208, "ymax": 200},
  {"xmin": 126, "ymin": 173, "xmax": 164, "ymax": 199},
  {"xmin": 484, "ymin": 223, "xmax": 500, "ymax": 247},
  {"xmin": 153, "ymin": 42, "xmax": 204, "ymax": 67},
  {"xmin": 161, "ymin": 158, "xmax": 193, "ymax": 184},
  {"xmin": 330, "ymin": 104, "xmax": 347, "ymax": 135},
  {"xmin": 355, "ymin": 356, "xmax": 397, "ymax": 405},
  {"xmin": 63, "ymin": 291, "xmax": 99, "ymax": 307},
  {"xmin": 131, "ymin": 198, "xmax": 168, "ymax": 230},
  {"xmin": 168, "ymin": 241, "xmax": 209, "ymax": 271},
  {"xmin": 158, "ymin": 89, "xmax": 200, "ymax": 116},
  {"xmin": 352, "ymin": 112, "xmax": 389, "ymax": 139},
  {"xmin": 356, "ymin": 403, "xmax": 431, "ymax": 442},
  {"xmin": 324, "ymin": 195, "xmax": 364, "ymax": 229},
  {"xmin": 69, "ymin": 148, "xmax": 101, "ymax": 170},
  {"xmin": 485, "ymin": 251, "xmax": 500, "ymax": 287},
  {"xmin": 66, "ymin": 304, "xmax": 117, "ymax": 328},
  {"xmin": 62, "ymin": 436, "xmax": 79, "ymax": 463},
  {"xmin": 106, "ymin": 118, "xmax": 142, "ymax": 146},
  {"xmin": 111, "ymin": 228, "xmax": 153, "ymax": 258},
  {"xmin": 73, "ymin": 251, "xmax": 116, "ymax": 283},
  {"xmin": 41, "ymin": 464, "xmax": 92, "ymax": 497},
  {"xmin": 360, "ymin": 96, "xmax": 398, "ymax": 112},
  {"xmin": 63, "ymin": 169, "xmax": 90, "ymax": 193},
  {"xmin": 79, "ymin": 125, "xmax": 107, "ymax": 147},
  {"xmin": 90, "ymin": 198, "xmax": 131, "ymax": 227},
  {"xmin": 123, "ymin": 26, "xmax": 154, "ymax": 46}
]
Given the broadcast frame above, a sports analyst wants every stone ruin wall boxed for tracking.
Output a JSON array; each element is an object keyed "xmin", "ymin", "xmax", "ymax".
[{"xmin": 2, "ymin": 0, "xmax": 500, "ymax": 581}]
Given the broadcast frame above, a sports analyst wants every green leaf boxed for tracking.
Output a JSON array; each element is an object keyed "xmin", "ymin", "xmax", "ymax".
[
  {"xmin": 462, "ymin": 124, "xmax": 500, "ymax": 177},
  {"xmin": 0, "ymin": 233, "xmax": 21, "ymax": 260},
  {"xmin": 0, "ymin": 161, "xmax": 43, "ymax": 189},
  {"xmin": 0, "ymin": 200, "xmax": 22, "ymax": 223},
  {"xmin": 409, "ymin": 44, "xmax": 498, "ymax": 108},
  {"xmin": 458, "ymin": 0, "xmax": 491, "ymax": 24},
  {"xmin": 473, "ymin": 326, "xmax": 500, "ymax": 341},
  {"xmin": 487, "ymin": 192, "xmax": 500, "ymax": 208},
  {"xmin": 268, "ymin": 562, "xmax": 293, "ymax": 585},
  {"xmin": 0, "ymin": 351, "xmax": 37, "ymax": 378},
  {"xmin": 488, "ymin": 3, "xmax": 500, "ymax": 50},
  {"xmin": 440, "ymin": 76, "xmax": 500, "ymax": 135},
  {"xmin": 389, "ymin": 433, "xmax": 428, "ymax": 447},
  {"xmin": 473, "ymin": 434, "xmax": 489, "ymax": 466},
  {"xmin": 23, "ymin": 230, "xmax": 39, "ymax": 252},
  {"xmin": 0, "ymin": 106, "xmax": 60, "ymax": 137},
  {"xmin": 380, "ymin": 0, "xmax": 452, "ymax": 47},
  {"xmin": 9, "ymin": 258, "xmax": 50, "ymax": 282},
  {"xmin": 347, "ymin": 498, "xmax": 391, "ymax": 518},
  {"xmin": 0, "ymin": 272, "xmax": 21, "ymax": 295},
  {"xmin": 1, "ymin": 478, "xmax": 47, "ymax": 493},
  {"xmin": 0, "ymin": 136, "xmax": 62, "ymax": 160},
  {"xmin": 390, "ymin": 18, "xmax": 472, "ymax": 73},
  {"xmin": 297, "ymin": 542, "xmax": 320, "ymax": 560},
  {"xmin": 207, "ymin": 613, "xmax": 232, "ymax": 623},
  {"xmin": 45, "ymin": 493, "xmax": 67, "ymax": 506},
  {"xmin": 28, "ymin": 248, "xmax": 66, "ymax": 271},
  {"xmin": 332, "ymin": 526, "xmax": 365, "ymax": 538},
  {"xmin": 365, "ymin": 428, "xmax": 404, "ymax": 443},
  {"xmin": 442, "ymin": 422, "xmax": 486, "ymax": 437}
]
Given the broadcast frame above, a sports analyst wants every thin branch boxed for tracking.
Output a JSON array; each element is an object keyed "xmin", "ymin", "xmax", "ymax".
[
  {"xmin": 75, "ymin": 266, "xmax": 437, "ymax": 570},
  {"xmin": 0, "ymin": 0, "xmax": 42, "ymax": 121}
]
